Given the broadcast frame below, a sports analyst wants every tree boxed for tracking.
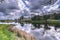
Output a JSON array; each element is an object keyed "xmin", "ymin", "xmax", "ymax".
[
  {"xmin": 54, "ymin": 13, "xmax": 60, "ymax": 30},
  {"xmin": 30, "ymin": 0, "xmax": 53, "ymax": 30},
  {"xmin": 31, "ymin": 15, "xmax": 41, "ymax": 21},
  {"xmin": 31, "ymin": 15, "xmax": 41, "ymax": 28}
]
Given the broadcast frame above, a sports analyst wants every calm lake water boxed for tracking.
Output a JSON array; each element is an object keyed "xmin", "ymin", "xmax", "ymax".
[{"xmin": 0, "ymin": 22, "xmax": 60, "ymax": 40}]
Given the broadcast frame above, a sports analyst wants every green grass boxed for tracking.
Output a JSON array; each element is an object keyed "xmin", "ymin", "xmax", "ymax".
[{"xmin": 0, "ymin": 24, "xmax": 17, "ymax": 40}]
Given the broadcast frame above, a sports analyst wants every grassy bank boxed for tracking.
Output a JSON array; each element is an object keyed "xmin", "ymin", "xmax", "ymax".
[
  {"xmin": 0, "ymin": 24, "xmax": 17, "ymax": 40},
  {"xmin": 0, "ymin": 24, "xmax": 36, "ymax": 40}
]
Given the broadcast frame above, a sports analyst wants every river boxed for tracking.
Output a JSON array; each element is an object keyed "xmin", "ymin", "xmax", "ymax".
[{"xmin": 0, "ymin": 22, "xmax": 60, "ymax": 40}]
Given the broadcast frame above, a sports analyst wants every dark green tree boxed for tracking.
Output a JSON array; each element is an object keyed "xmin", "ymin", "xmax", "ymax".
[
  {"xmin": 31, "ymin": 15, "xmax": 41, "ymax": 28},
  {"xmin": 31, "ymin": 15, "xmax": 42, "ymax": 21},
  {"xmin": 43, "ymin": 15, "xmax": 50, "ymax": 30}
]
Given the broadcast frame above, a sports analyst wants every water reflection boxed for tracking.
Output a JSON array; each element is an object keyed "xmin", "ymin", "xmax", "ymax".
[
  {"xmin": 0, "ymin": 22, "xmax": 60, "ymax": 40},
  {"xmin": 16, "ymin": 23, "xmax": 60, "ymax": 40}
]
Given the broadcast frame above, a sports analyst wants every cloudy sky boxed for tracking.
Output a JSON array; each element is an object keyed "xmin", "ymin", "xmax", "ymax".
[{"xmin": 0, "ymin": 0, "xmax": 60, "ymax": 20}]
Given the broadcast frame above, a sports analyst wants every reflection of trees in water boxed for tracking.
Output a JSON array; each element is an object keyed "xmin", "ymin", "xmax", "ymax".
[
  {"xmin": 55, "ymin": 25, "xmax": 60, "ymax": 30},
  {"xmin": 32, "ymin": 23, "xmax": 41, "ymax": 28},
  {"xmin": 19, "ymin": 13, "xmax": 60, "ymax": 30},
  {"xmin": 32, "ymin": 23, "xmax": 50, "ymax": 30},
  {"xmin": 54, "ymin": 13, "xmax": 60, "ymax": 30},
  {"xmin": 31, "ymin": 15, "xmax": 42, "ymax": 28},
  {"xmin": 20, "ymin": 22, "xmax": 41, "ymax": 28},
  {"xmin": 21, "ymin": 23, "xmax": 24, "ymax": 26},
  {"xmin": 31, "ymin": 15, "xmax": 50, "ymax": 29}
]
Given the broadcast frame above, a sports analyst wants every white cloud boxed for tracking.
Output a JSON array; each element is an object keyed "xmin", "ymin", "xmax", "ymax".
[
  {"xmin": 17, "ymin": 0, "xmax": 26, "ymax": 10},
  {"xmin": 0, "ymin": 0, "xmax": 60, "ymax": 20},
  {"xmin": 47, "ymin": 5, "xmax": 59, "ymax": 12}
]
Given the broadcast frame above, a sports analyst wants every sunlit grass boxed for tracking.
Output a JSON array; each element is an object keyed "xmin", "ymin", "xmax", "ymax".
[{"xmin": 0, "ymin": 24, "xmax": 17, "ymax": 40}]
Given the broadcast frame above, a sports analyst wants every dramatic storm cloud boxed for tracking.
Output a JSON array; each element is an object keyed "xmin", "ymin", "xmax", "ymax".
[
  {"xmin": 0, "ymin": 0, "xmax": 22, "ymax": 20},
  {"xmin": 29, "ymin": 0, "xmax": 53, "ymax": 11},
  {"xmin": 28, "ymin": 0, "xmax": 60, "ymax": 15},
  {"xmin": 42, "ymin": 0, "xmax": 60, "ymax": 13},
  {"xmin": 0, "ymin": 0, "xmax": 19, "ymax": 14},
  {"xmin": 0, "ymin": 0, "xmax": 31, "ymax": 20},
  {"xmin": 0, "ymin": 0, "xmax": 60, "ymax": 19}
]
